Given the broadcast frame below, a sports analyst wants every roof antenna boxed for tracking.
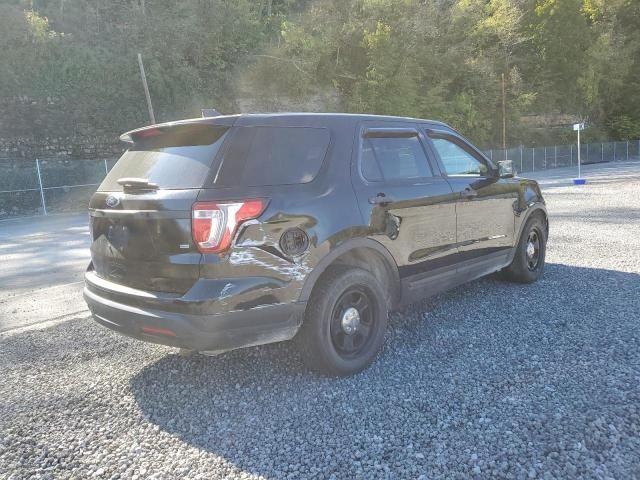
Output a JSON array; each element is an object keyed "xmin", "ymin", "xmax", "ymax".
[{"xmin": 202, "ymin": 109, "xmax": 223, "ymax": 118}]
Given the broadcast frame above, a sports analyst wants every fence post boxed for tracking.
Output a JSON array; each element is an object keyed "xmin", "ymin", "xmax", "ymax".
[
  {"xmin": 627, "ymin": 141, "xmax": 629, "ymax": 161},
  {"xmin": 602, "ymin": 143, "xmax": 604, "ymax": 163},
  {"xmin": 554, "ymin": 145, "xmax": 557, "ymax": 168},
  {"xmin": 35, "ymin": 158, "xmax": 47, "ymax": 216},
  {"xmin": 587, "ymin": 143, "xmax": 589, "ymax": 163},
  {"xmin": 532, "ymin": 148, "xmax": 535, "ymax": 172},
  {"xmin": 489, "ymin": 150, "xmax": 493, "ymax": 161},
  {"xmin": 104, "ymin": 159, "xmax": 109, "ymax": 174},
  {"xmin": 544, "ymin": 147, "xmax": 547, "ymax": 169},
  {"xmin": 613, "ymin": 142, "xmax": 616, "ymax": 162},
  {"xmin": 520, "ymin": 145, "xmax": 523, "ymax": 172}
]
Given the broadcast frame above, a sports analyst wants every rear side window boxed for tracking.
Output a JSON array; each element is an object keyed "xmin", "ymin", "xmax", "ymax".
[
  {"xmin": 99, "ymin": 125, "xmax": 228, "ymax": 191},
  {"xmin": 214, "ymin": 126, "xmax": 329, "ymax": 186},
  {"xmin": 361, "ymin": 136, "xmax": 432, "ymax": 182}
]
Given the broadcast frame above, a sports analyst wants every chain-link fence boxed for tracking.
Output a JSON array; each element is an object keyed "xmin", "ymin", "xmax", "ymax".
[
  {"xmin": 1, "ymin": 140, "xmax": 639, "ymax": 219},
  {"xmin": 484, "ymin": 141, "xmax": 640, "ymax": 173},
  {"xmin": 0, "ymin": 158, "xmax": 118, "ymax": 218}
]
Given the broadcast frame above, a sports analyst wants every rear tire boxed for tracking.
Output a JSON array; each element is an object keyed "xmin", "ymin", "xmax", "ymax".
[
  {"xmin": 502, "ymin": 214, "xmax": 547, "ymax": 283},
  {"xmin": 296, "ymin": 266, "xmax": 389, "ymax": 376}
]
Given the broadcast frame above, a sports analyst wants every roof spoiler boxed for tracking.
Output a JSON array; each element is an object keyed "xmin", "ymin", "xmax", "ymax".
[{"xmin": 119, "ymin": 115, "xmax": 237, "ymax": 144}]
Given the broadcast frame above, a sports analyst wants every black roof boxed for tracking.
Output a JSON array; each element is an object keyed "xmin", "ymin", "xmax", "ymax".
[
  {"xmin": 121, "ymin": 112, "xmax": 449, "ymax": 141},
  {"xmin": 231, "ymin": 112, "xmax": 447, "ymax": 125}
]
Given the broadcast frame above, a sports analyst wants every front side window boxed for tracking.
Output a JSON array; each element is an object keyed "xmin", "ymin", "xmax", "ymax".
[
  {"xmin": 431, "ymin": 137, "xmax": 488, "ymax": 176},
  {"xmin": 360, "ymin": 136, "xmax": 432, "ymax": 182}
]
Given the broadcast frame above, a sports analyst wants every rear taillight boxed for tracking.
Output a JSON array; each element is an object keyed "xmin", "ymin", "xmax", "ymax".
[{"xmin": 192, "ymin": 200, "xmax": 267, "ymax": 254}]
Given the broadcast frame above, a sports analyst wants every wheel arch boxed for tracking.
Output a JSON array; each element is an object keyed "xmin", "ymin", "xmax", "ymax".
[
  {"xmin": 299, "ymin": 238, "xmax": 401, "ymax": 310},
  {"xmin": 520, "ymin": 204, "xmax": 548, "ymax": 238},
  {"xmin": 509, "ymin": 203, "xmax": 548, "ymax": 265}
]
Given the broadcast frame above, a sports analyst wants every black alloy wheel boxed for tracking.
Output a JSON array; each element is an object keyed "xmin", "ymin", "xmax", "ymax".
[
  {"xmin": 329, "ymin": 287, "xmax": 377, "ymax": 359},
  {"xmin": 502, "ymin": 214, "xmax": 547, "ymax": 283},
  {"xmin": 296, "ymin": 266, "xmax": 389, "ymax": 376},
  {"xmin": 525, "ymin": 229, "xmax": 541, "ymax": 271}
]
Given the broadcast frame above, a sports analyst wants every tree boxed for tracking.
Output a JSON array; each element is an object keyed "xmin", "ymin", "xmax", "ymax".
[{"xmin": 0, "ymin": 0, "xmax": 638, "ymax": 144}]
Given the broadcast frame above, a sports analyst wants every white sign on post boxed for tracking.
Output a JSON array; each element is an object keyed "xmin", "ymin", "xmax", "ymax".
[{"xmin": 573, "ymin": 123, "xmax": 585, "ymax": 131}]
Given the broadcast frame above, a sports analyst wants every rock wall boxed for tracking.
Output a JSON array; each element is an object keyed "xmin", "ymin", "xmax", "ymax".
[
  {"xmin": 0, "ymin": 95, "xmax": 124, "ymax": 160},
  {"xmin": 0, "ymin": 135, "xmax": 123, "ymax": 160}
]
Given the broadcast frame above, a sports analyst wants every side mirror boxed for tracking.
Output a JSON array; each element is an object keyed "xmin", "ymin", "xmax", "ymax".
[{"xmin": 497, "ymin": 160, "xmax": 515, "ymax": 178}]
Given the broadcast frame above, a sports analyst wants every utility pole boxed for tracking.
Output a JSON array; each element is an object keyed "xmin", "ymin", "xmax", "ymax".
[
  {"xmin": 137, "ymin": 53, "xmax": 156, "ymax": 125},
  {"xmin": 501, "ymin": 73, "xmax": 507, "ymax": 159}
]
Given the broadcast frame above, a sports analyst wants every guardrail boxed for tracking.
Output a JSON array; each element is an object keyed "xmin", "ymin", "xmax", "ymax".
[{"xmin": 1, "ymin": 140, "xmax": 639, "ymax": 219}]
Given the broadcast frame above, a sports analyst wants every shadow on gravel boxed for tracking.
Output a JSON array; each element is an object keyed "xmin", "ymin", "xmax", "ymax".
[{"xmin": 129, "ymin": 263, "xmax": 640, "ymax": 478}]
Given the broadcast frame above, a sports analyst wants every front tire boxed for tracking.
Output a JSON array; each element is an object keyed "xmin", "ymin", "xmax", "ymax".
[
  {"xmin": 502, "ymin": 214, "xmax": 547, "ymax": 283},
  {"xmin": 296, "ymin": 266, "xmax": 389, "ymax": 376}
]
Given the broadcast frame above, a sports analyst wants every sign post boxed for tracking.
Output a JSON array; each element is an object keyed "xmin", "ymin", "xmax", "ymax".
[{"xmin": 573, "ymin": 123, "xmax": 586, "ymax": 185}]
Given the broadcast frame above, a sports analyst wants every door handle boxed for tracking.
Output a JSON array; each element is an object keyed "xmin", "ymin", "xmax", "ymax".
[
  {"xmin": 368, "ymin": 193, "xmax": 394, "ymax": 205},
  {"xmin": 461, "ymin": 188, "xmax": 478, "ymax": 198}
]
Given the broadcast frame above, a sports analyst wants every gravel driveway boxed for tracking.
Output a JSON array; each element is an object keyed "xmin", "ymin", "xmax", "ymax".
[{"xmin": 1, "ymin": 165, "xmax": 639, "ymax": 479}]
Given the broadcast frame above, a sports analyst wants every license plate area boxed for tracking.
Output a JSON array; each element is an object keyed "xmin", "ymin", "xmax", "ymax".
[{"xmin": 107, "ymin": 223, "xmax": 129, "ymax": 251}]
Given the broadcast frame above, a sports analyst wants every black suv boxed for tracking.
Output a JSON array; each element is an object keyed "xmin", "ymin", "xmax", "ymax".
[{"xmin": 84, "ymin": 113, "xmax": 547, "ymax": 376}]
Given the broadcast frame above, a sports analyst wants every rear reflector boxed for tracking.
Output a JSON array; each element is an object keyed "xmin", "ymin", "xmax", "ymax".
[
  {"xmin": 192, "ymin": 200, "xmax": 267, "ymax": 254},
  {"xmin": 142, "ymin": 326, "xmax": 176, "ymax": 337}
]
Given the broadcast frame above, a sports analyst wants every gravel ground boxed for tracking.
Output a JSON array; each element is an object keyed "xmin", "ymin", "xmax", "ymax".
[{"xmin": 1, "ymin": 166, "xmax": 639, "ymax": 479}]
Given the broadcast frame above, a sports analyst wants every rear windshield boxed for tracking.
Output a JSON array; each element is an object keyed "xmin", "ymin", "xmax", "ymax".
[
  {"xmin": 99, "ymin": 125, "xmax": 228, "ymax": 191},
  {"xmin": 214, "ymin": 126, "xmax": 330, "ymax": 186}
]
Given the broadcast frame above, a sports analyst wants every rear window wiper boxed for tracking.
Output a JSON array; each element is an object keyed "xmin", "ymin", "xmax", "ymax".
[{"xmin": 117, "ymin": 177, "xmax": 159, "ymax": 192}]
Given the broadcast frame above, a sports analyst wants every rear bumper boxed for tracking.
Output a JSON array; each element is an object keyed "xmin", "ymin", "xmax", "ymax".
[{"xmin": 84, "ymin": 273, "xmax": 305, "ymax": 352}]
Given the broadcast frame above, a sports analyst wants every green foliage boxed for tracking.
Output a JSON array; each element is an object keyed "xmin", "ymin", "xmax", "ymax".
[
  {"xmin": 0, "ymin": 0, "xmax": 638, "ymax": 144},
  {"xmin": 530, "ymin": 0, "xmax": 592, "ymax": 113}
]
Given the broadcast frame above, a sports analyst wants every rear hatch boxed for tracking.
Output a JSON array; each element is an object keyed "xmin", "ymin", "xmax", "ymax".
[{"xmin": 89, "ymin": 121, "xmax": 231, "ymax": 294}]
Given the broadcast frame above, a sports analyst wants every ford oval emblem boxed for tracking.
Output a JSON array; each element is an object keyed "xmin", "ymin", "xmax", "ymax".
[{"xmin": 105, "ymin": 195, "xmax": 120, "ymax": 208}]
